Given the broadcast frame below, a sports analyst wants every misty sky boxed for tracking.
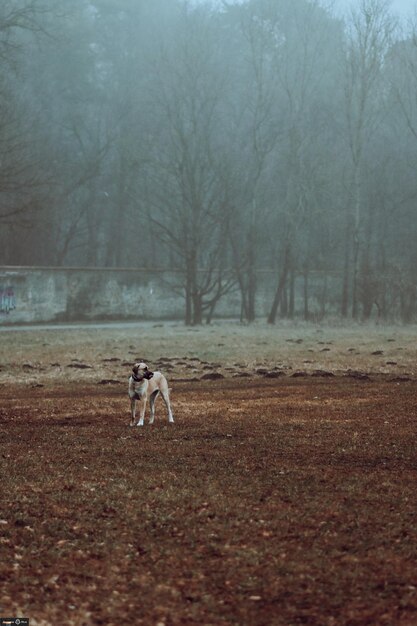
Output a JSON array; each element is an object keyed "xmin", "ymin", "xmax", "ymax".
[
  {"xmin": 197, "ymin": 0, "xmax": 417, "ymax": 19},
  {"xmin": 389, "ymin": 0, "xmax": 415, "ymax": 12},
  {"xmin": 338, "ymin": 0, "xmax": 416, "ymax": 17}
]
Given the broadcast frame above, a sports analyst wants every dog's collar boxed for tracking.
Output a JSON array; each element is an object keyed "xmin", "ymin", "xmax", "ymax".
[{"xmin": 132, "ymin": 373, "xmax": 144, "ymax": 383}]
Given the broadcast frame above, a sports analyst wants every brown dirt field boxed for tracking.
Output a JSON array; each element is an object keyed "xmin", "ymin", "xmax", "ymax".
[{"xmin": 0, "ymin": 323, "xmax": 417, "ymax": 625}]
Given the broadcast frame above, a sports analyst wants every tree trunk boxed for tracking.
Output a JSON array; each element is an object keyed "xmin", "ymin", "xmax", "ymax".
[
  {"xmin": 280, "ymin": 282, "xmax": 288, "ymax": 318},
  {"xmin": 185, "ymin": 281, "xmax": 192, "ymax": 326},
  {"xmin": 351, "ymin": 229, "xmax": 360, "ymax": 319},
  {"xmin": 185, "ymin": 251, "xmax": 197, "ymax": 325},
  {"xmin": 288, "ymin": 266, "xmax": 295, "ymax": 319},
  {"xmin": 267, "ymin": 244, "xmax": 291, "ymax": 324},
  {"xmin": 341, "ymin": 230, "xmax": 351, "ymax": 317},
  {"xmin": 303, "ymin": 266, "xmax": 309, "ymax": 321},
  {"xmin": 320, "ymin": 273, "xmax": 328, "ymax": 319},
  {"xmin": 192, "ymin": 292, "xmax": 203, "ymax": 325},
  {"xmin": 246, "ymin": 229, "xmax": 257, "ymax": 322}
]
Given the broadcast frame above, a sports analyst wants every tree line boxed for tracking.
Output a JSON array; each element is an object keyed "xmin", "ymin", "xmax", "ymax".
[{"xmin": 1, "ymin": 0, "xmax": 417, "ymax": 324}]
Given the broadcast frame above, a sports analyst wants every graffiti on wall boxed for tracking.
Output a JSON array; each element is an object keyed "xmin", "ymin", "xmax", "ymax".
[{"xmin": 0, "ymin": 286, "xmax": 16, "ymax": 314}]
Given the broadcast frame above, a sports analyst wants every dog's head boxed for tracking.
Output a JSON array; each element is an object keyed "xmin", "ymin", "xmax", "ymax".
[{"xmin": 132, "ymin": 362, "xmax": 154, "ymax": 381}]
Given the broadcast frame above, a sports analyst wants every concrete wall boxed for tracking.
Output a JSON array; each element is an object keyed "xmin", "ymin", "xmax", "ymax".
[
  {"xmin": 0, "ymin": 267, "xmax": 245, "ymax": 324},
  {"xmin": 0, "ymin": 266, "xmax": 337, "ymax": 324}
]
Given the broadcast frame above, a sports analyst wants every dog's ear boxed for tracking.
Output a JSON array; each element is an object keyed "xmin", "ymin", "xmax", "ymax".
[{"xmin": 132, "ymin": 364, "xmax": 139, "ymax": 374}]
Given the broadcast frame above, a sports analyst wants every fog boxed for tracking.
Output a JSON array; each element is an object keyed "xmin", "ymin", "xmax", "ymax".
[
  {"xmin": 194, "ymin": 0, "xmax": 417, "ymax": 18},
  {"xmin": 1, "ymin": 0, "xmax": 417, "ymax": 325}
]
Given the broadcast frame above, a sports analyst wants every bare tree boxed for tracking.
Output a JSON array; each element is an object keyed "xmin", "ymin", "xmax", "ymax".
[
  {"xmin": 263, "ymin": 0, "xmax": 341, "ymax": 323},
  {"xmin": 141, "ymin": 6, "xmax": 236, "ymax": 325},
  {"xmin": 0, "ymin": 1, "xmax": 51, "ymax": 227},
  {"xmin": 223, "ymin": 0, "xmax": 283, "ymax": 322},
  {"xmin": 342, "ymin": 0, "xmax": 396, "ymax": 318}
]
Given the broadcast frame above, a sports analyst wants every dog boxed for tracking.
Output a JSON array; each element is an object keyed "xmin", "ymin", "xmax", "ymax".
[{"xmin": 128, "ymin": 362, "xmax": 174, "ymax": 426}]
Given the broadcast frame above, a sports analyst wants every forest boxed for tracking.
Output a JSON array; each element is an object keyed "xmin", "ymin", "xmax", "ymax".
[{"xmin": 1, "ymin": 0, "xmax": 417, "ymax": 325}]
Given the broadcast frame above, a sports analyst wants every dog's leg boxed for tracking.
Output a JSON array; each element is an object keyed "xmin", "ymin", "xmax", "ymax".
[
  {"xmin": 157, "ymin": 375, "xmax": 174, "ymax": 423},
  {"xmin": 161, "ymin": 388, "xmax": 174, "ymax": 423},
  {"xmin": 149, "ymin": 390, "xmax": 159, "ymax": 424},
  {"xmin": 137, "ymin": 396, "xmax": 147, "ymax": 426},
  {"xmin": 130, "ymin": 398, "xmax": 136, "ymax": 426}
]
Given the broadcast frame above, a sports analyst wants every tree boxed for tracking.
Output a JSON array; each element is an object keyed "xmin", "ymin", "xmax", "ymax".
[
  {"xmin": 143, "ymin": 4, "xmax": 236, "ymax": 324},
  {"xmin": 250, "ymin": 0, "xmax": 343, "ymax": 323},
  {"xmin": 0, "ymin": 0, "xmax": 51, "ymax": 247},
  {"xmin": 218, "ymin": 0, "xmax": 283, "ymax": 322},
  {"xmin": 342, "ymin": 0, "xmax": 396, "ymax": 318}
]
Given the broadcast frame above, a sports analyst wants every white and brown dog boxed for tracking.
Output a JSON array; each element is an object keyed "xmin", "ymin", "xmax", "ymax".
[{"xmin": 128, "ymin": 362, "xmax": 174, "ymax": 426}]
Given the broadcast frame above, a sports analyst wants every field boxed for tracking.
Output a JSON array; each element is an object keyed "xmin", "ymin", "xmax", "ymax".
[{"xmin": 1, "ymin": 321, "xmax": 417, "ymax": 625}]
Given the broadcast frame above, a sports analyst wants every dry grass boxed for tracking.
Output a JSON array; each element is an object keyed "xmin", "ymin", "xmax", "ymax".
[
  {"xmin": 0, "ymin": 320, "xmax": 416, "ymax": 386},
  {"xmin": 0, "ymin": 322, "xmax": 417, "ymax": 625}
]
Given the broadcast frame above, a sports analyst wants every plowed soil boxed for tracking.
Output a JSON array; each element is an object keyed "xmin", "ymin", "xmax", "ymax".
[{"xmin": 0, "ymin": 322, "xmax": 417, "ymax": 625}]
